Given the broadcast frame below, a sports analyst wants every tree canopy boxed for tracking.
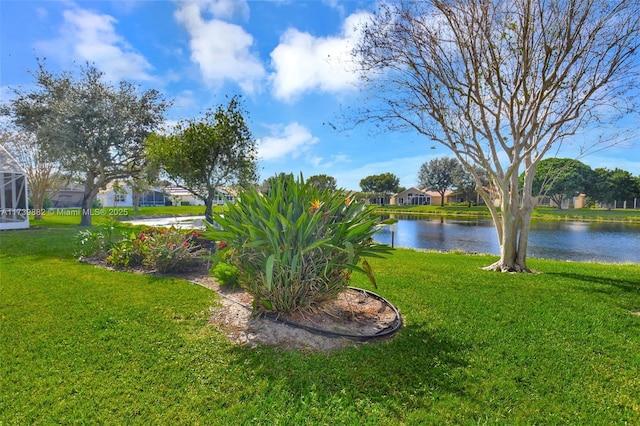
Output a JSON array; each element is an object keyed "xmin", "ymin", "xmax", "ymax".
[
  {"xmin": 359, "ymin": 173, "xmax": 400, "ymax": 194},
  {"xmin": 146, "ymin": 95, "xmax": 258, "ymax": 221},
  {"xmin": 417, "ymin": 157, "xmax": 461, "ymax": 206},
  {"xmin": 529, "ymin": 158, "xmax": 595, "ymax": 209},
  {"xmin": 307, "ymin": 174, "xmax": 338, "ymax": 192},
  {"xmin": 3, "ymin": 61, "xmax": 169, "ymax": 225},
  {"xmin": 354, "ymin": 0, "xmax": 640, "ymax": 271},
  {"xmin": 592, "ymin": 168, "xmax": 640, "ymax": 207}
]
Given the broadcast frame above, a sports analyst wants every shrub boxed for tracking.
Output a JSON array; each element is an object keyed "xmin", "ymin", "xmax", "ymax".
[
  {"xmin": 211, "ymin": 262, "xmax": 239, "ymax": 289},
  {"xmin": 78, "ymin": 224, "xmax": 205, "ymax": 273},
  {"xmin": 204, "ymin": 174, "xmax": 393, "ymax": 315},
  {"xmin": 105, "ymin": 232, "xmax": 144, "ymax": 268},
  {"xmin": 73, "ymin": 218, "xmax": 125, "ymax": 258},
  {"xmin": 138, "ymin": 227, "xmax": 203, "ymax": 273}
]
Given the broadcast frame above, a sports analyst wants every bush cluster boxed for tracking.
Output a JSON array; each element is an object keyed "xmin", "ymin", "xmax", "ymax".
[{"xmin": 75, "ymin": 222, "xmax": 205, "ymax": 274}]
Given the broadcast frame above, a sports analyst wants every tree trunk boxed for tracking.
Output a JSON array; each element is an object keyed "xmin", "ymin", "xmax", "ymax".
[
  {"xmin": 80, "ymin": 194, "xmax": 94, "ymax": 226},
  {"xmin": 79, "ymin": 186, "xmax": 100, "ymax": 226},
  {"xmin": 132, "ymin": 192, "xmax": 141, "ymax": 213},
  {"xmin": 204, "ymin": 189, "xmax": 214, "ymax": 224},
  {"xmin": 481, "ymin": 176, "xmax": 534, "ymax": 273}
]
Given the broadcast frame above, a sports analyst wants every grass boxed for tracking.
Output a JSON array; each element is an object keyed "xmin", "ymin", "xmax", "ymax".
[
  {"xmin": 28, "ymin": 205, "xmax": 225, "ymax": 227},
  {"xmin": 1, "ymin": 226, "xmax": 639, "ymax": 424}
]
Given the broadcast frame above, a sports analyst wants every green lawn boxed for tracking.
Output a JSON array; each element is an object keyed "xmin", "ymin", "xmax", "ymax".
[{"xmin": 1, "ymin": 226, "xmax": 639, "ymax": 424}]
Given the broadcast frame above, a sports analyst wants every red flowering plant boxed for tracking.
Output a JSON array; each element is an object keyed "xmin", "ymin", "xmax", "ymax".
[
  {"xmin": 105, "ymin": 226, "xmax": 205, "ymax": 273},
  {"xmin": 140, "ymin": 226, "xmax": 205, "ymax": 273}
]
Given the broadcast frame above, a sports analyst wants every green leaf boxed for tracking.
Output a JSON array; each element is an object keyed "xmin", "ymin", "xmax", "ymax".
[
  {"xmin": 265, "ymin": 254, "xmax": 275, "ymax": 291},
  {"xmin": 361, "ymin": 258, "xmax": 377, "ymax": 289}
]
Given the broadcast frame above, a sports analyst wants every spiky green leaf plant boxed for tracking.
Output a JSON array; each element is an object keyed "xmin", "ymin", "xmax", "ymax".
[{"xmin": 204, "ymin": 174, "xmax": 392, "ymax": 314}]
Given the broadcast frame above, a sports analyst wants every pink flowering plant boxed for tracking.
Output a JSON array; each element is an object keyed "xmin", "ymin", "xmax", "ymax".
[{"xmin": 204, "ymin": 173, "xmax": 394, "ymax": 315}]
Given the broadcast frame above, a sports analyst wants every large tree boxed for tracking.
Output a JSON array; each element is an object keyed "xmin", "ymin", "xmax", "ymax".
[
  {"xmin": 417, "ymin": 157, "xmax": 461, "ymax": 206},
  {"xmin": 307, "ymin": 174, "xmax": 338, "ymax": 192},
  {"xmin": 354, "ymin": 0, "xmax": 640, "ymax": 271},
  {"xmin": 0, "ymin": 127, "xmax": 61, "ymax": 220},
  {"xmin": 592, "ymin": 167, "xmax": 640, "ymax": 208},
  {"xmin": 359, "ymin": 172, "xmax": 400, "ymax": 194},
  {"xmin": 146, "ymin": 96, "xmax": 258, "ymax": 222},
  {"xmin": 529, "ymin": 158, "xmax": 595, "ymax": 209},
  {"xmin": 4, "ymin": 61, "xmax": 168, "ymax": 225}
]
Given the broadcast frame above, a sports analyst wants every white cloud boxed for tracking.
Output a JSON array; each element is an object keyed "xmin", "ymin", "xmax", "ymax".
[
  {"xmin": 35, "ymin": 8, "xmax": 154, "ymax": 82},
  {"xmin": 202, "ymin": 0, "xmax": 250, "ymax": 20},
  {"xmin": 269, "ymin": 11, "xmax": 371, "ymax": 102},
  {"xmin": 174, "ymin": 1, "xmax": 265, "ymax": 93},
  {"xmin": 257, "ymin": 122, "xmax": 319, "ymax": 161},
  {"xmin": 307, "ymin": 153, "xmax": 350, "ymax": 168}
]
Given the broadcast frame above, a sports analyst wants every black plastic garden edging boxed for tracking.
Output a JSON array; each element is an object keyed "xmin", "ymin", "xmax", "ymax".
[{"xmin": 261, "ymin": 287, "xmax": 402, "ymax": 342}]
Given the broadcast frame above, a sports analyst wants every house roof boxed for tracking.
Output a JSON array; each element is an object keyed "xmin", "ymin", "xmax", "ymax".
[{"xmin": 0, "ymin": 145, "xmax": 26, "ymax": 174}]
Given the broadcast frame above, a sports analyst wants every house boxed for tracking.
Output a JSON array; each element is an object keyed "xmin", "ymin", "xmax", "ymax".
[
  {"xmin": 536, "ymin": 193, "xmax": 587, "ymax": 209},
  {"xmin": 50, "ymin": 184, "xmax": 85, "ymax": 208},
  {"xmin": 97, "ymin": 182, "xmax": 134, "ymax": 207},
  {"xmin": 390, "ymin": 187, "xmax": 457, "ymax": 206},
  {"xmin": 0, "ymin": 145, "xmax": 29, "ymax": 230},
  {"xmin": 164, "ymin": 186, "xmax": 235, "ymax": 206},
  {"xmin": 391, "ymin": 187, "xmax": 431, "ymax": 206},
  {"xmin": 97, "ymin": 182, "xmax": 170, "ymax": 207}
]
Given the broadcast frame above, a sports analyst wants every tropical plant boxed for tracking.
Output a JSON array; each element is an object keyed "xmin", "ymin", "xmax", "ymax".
[
  {"xmin": 76, "ymin": 224, "xmax": 204, "ymax": 273},
  {"xmin": 105, "ymin": 233, "xmax": 143, "ymax": 268},
  {"xmin": 204, "ymin": 174, "xmax": 393, "ymax": 315}
]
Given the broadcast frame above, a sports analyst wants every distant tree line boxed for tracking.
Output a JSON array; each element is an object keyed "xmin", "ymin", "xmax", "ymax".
[{"xmin": 414, "ymin": 156, "xmax": 640, "ymax": 209}]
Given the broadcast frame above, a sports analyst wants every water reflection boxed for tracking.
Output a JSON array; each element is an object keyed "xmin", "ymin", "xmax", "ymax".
[{"xmin": 374, "ymin": 216, "xmax": 640, "ymax": 263}]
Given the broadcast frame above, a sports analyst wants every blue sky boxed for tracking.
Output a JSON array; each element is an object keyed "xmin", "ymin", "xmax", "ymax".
[{"xmin": 1, "ymin": 0, "xmax": 639, "ymax": 191}]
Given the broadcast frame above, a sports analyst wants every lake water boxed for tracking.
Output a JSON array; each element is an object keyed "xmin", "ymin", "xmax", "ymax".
[{"xmin": 373, "ymin": 217, "xmax": 640, "ymax": 264}]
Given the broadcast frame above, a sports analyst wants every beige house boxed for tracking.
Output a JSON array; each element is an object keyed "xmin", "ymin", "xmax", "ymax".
[{"xmin": 390, "ymin": 187, "xmax": 456, "ymax": 206}]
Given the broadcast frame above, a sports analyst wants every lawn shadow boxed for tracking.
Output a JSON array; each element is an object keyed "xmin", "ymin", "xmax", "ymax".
[
  {"xmin": 226, "ymin": 322, "xmax": 471, "ymax": 418},
  {"xmin": 546, "ymin": 272, "xmax": 640, "ymax": 294}
]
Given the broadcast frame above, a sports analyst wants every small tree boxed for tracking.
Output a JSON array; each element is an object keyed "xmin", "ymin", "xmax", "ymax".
[
  {"xmin": 417, "ymin": 157, "xmax": 461, "ymax": 206},
  {"xmin": 4, "ymin": 61, "xmax": 168, "ymax": 225},
  {"xmin": 529, "ymin": 158, "xmax": 595, "ymax": 209},
  {"xmin": 453, "ymin": 165, "xmax": 488, "ymax": 208},
  {"xmin": 146, "ymin": 95, "xmax": 258, "ymax": 222}
]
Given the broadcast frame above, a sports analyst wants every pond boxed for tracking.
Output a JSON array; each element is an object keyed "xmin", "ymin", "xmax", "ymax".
[{"xmin": 373, "ymin": 217, "xmax": 640, "ymax": 264}]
